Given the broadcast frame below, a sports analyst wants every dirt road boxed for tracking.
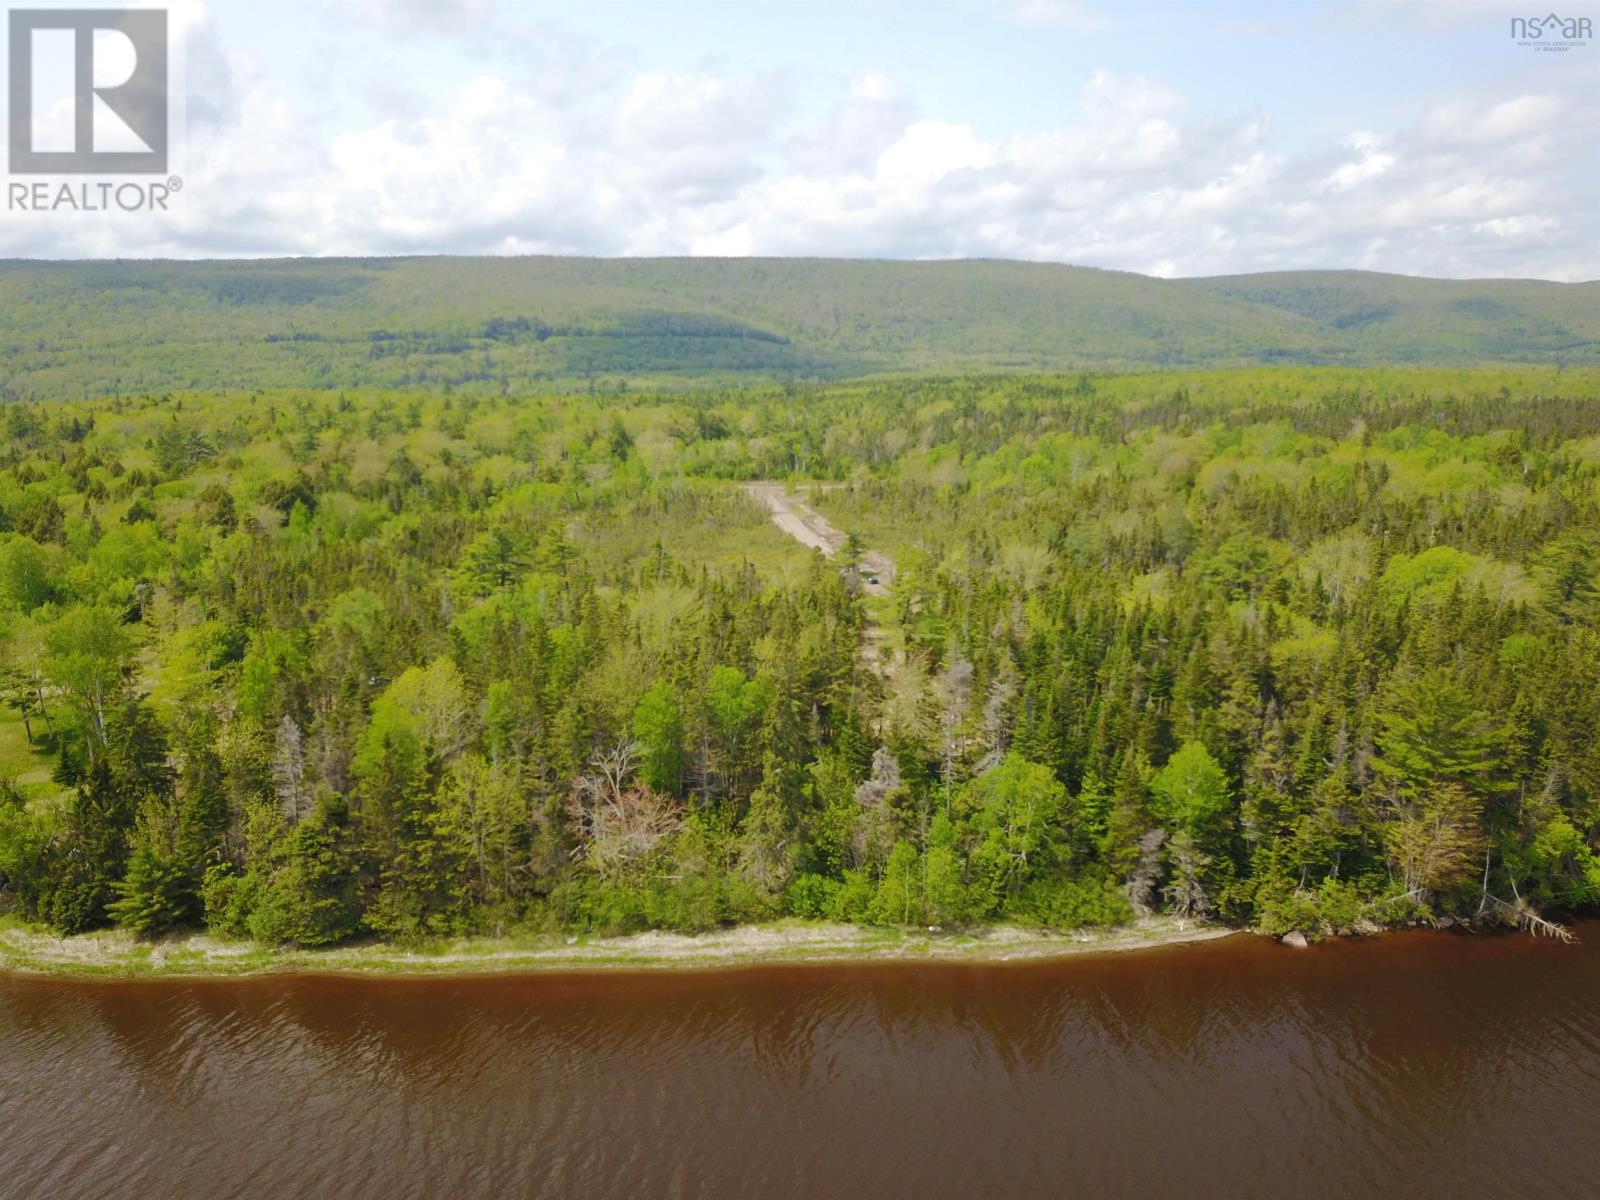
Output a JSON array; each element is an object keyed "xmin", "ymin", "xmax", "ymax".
[{"xmin": 745, "ymin": 483, "xmax": 894, "ymax": 596}]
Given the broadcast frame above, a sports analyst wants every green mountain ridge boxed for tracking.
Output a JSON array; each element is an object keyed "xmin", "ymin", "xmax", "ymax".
[{"xmin": 2, "ymin": 256, "xmax": 1596, "ymax": 397}]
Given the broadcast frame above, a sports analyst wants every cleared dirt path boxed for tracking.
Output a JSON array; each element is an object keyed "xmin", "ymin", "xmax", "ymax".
[
  {"xmin": 745, "ymin": 482, "xmax": 894, "ymax": 596},
  {"xmin": 747, "ymin": 482, "xmax": 897, "ymax": 676}
]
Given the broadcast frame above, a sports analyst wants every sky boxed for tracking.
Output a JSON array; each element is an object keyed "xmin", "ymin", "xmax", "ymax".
[{"xmin": 2, "ymin": 0, "xmax": 1598, "ymax": 278}]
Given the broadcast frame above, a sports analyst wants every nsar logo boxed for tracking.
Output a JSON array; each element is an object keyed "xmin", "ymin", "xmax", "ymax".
[{"xmin": 1510, "ymin": 11, "xmax": 1592, "ymax": 50}]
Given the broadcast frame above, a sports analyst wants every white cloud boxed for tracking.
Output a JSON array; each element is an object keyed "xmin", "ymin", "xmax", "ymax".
[
  {"xmin": 1081, "ymin": 70, "xmax": 1185, "ymax": 120},
  {"xmin": 691, "ymin": 223, "xmax": 755, "ymax": 256},
  {"xmin": 358, "ymin": 0, "xmax": 501, "ymax": 40},
  {"xmin": 784, "ymin": 72, "xmax": 913, "ymax": 175},
  {"xmin": 1474, "ymin": 214, "xmax": 1557, "ymax": 239},
  {"xmin": 613, "ymin": 71, "xmax": 786, "ymax": 153},
  {"xmin": 850, "ymin": 73, "xmax": 898, "ymax": 103},
  {"xmin": 1326, "ymin": 133, "xmax": 1395, "ymax": 190},
  {"xmin": 4, "ymin": 20, "xmax": 1597, "ymax": 282},
  {"xmin": 1421, "ymin": 93, "xmax": 1563, "ymax": 143},
  {"xmin": 996, "ymin": 0, "xmax": 1114, "ymax": 31},
  {"xmin": 875, "ymin": 121, "xmax": 993, "ymax": 192}
]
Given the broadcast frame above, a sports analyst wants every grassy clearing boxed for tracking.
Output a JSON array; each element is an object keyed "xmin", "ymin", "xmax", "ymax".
[{"xmin": 0, "ymin": 708, "xmax": 64, "ymax": 806}]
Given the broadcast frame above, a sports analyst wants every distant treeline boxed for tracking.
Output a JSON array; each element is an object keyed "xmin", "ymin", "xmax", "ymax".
[{"xmin": 2, "ymin": 258, "xmax": 1597, "ymax": 399}]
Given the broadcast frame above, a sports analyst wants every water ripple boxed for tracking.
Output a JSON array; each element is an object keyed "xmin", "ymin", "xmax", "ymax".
[{"xmin": 3, "ymin": 926, "xmax": 1599, "ymax": 1198}]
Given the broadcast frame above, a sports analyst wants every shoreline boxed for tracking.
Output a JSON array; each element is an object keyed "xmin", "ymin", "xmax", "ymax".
[{"xmin": 0, "ymin": 916, "xmax": 1238, "ymax": 981}]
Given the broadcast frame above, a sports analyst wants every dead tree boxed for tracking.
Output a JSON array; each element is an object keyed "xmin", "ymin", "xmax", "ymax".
[
  {"xmin": 1125, "ymin": 828, "xmax": 1167, "ymax": 917},
  {"xmin": 567, "ymin": 740, "xmax": 681, "ymax": 881}
]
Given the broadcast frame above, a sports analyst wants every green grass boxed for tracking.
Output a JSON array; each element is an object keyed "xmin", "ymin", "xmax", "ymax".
[
  {"xmin": 577, "ymin": 485, "xmax": 822, "ymax": 587},
  {"xmin": 0, "ymin": 708, "xmax": 62, "ymax": 805}
]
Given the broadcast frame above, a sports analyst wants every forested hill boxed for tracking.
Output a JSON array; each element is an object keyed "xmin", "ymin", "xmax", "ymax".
[{"xmin": 1, "ymin": 257, "xmax": 1596, "ymax": 398}]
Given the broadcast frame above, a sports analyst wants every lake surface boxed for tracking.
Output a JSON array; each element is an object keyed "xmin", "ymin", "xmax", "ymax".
[{"xmin": 3, "ymin": 927, "xmax": 1599, "ymax": 1199}]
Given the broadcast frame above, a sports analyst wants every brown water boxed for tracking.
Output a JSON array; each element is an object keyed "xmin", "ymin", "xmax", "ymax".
[{"xmin": 3, "ymin": 929, "xmax": 1599, "ymax": 1199}]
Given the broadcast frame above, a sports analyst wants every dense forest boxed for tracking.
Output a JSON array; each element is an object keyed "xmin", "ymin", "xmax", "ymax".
[
  {"xmin": 2, "ymin": 258, "xmax": 1597, "ymax": 398},
  {"xmin": 2, "ymin": 366, "xmax": 1599, "ymax": 945}
]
